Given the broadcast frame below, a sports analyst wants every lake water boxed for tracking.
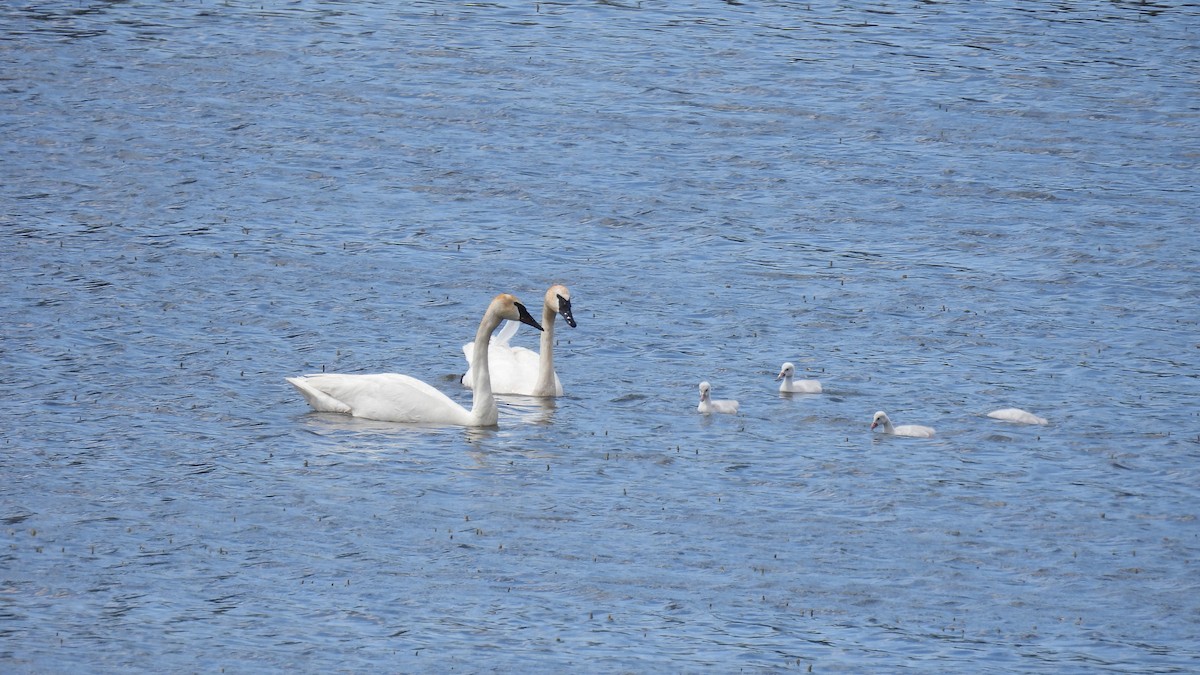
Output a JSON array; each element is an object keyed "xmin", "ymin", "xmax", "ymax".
[{"xmin": 2, "ymin": 1, "xmax": 1198, "ymax": 672}]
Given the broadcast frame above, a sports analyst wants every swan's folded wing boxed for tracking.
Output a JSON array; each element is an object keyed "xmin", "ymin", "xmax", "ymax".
[
  {"xmin": 463, "ymin": 323, "xmax": 520, "ymax": 363},
  {"xmin": 895, "ymin": 424, "xmax": 936, "ymax": 438},
  {"xmin": 486, "ymin": 344, "xmax": 544, "ymax": 395},
  {"xmin": 796, "ymin": 379, "xmax": 822, "ymax": 394},
  {"xmin": 493, "ymin": 320, "xmax": 519, "ymax": 347},
  {"xmin": 293, "ymin": 373, "xmax": 469, "ymax": 424},
  {"xmin": 288, "ymin": 376, "xmax": 352, "ymax": 414},
  {"xmin": 462, "ymin": 322, "xmax": 525, "ymax": 390},
  {"xmin": 461, "ymin": 342, "xmax": 477, "ymax": 388},
  {"xmin": 987, "ymin": 408, "xmax": 1047, "ymax": 425}
]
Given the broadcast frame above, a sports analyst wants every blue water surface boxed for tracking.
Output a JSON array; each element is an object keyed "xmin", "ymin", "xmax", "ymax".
[{"xmin": 2, "ymin": 1, "xmax": 1198, "ymax": 672}]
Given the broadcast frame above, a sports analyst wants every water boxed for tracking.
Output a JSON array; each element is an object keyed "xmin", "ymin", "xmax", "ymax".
[{"xmin": 2, "ymin": 1, "xmax": 1198, "ymax": 671}]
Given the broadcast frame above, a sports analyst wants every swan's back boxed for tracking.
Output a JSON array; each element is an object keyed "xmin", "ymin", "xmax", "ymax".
[
  {"xmin": 988, "ymin": 408, "xmax": 1048, "ymax": 425},
  {"xmin": 288, "ymin": 376, "xmax": 353, "ymax": 414},
  {"xmin": 893, "ymin": 424, "xmax": 936, "ymax": 438},
  {"xmin": 463, "ymin": 339, "xmax": 562, "ymax": 396},
  {"xmin": 780, "ymin": 379, "xmax": 822, "ymax": 394},
  {"xmin": 289, "ymin": 373, "xmax": 473, "ymax": 425},
  {"xmin": 700, "ymin": 399, "xmax": 739, "ymax": 414}
]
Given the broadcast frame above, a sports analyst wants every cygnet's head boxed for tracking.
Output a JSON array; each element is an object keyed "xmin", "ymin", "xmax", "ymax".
[
  {"xmin": 546, "ymin": 284, "xmax": 577, "ymax": 328},
  {"xmin": 698, "ymin": 381, "xmax": 712, "ymax": 402},
  {"xmin": 493, "ymin": 294, "xmax": 544, "ymax": 331},
  {"xmin": 776, "ymin": 362, "xmax": 796, "ymax": 380},
  {"xmin": 870, "ymin": 411, "xmax": 890, "ymax": 430}
]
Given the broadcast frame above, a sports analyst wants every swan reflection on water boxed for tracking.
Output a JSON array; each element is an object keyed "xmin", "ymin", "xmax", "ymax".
[
  {"xmin": 296, "ymin": 411, "xmax": 500, "ymax": 445},
  {"xmin": 494, "ymin": 394, "xmax": 558, "ymax": 427},
  {"xmin": 293, "ymin": 395, "xmax": 556, "ymax": 448}
]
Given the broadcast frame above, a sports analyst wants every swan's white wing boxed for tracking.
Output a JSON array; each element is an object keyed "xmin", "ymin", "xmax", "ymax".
[
  {"xmin": 462, "ymin": 342, "xmax": 476, "ymax": 387},
  {"xmin": 699, "ymin": 398, "xmax": 739, "ymax": 414},
  {"xmin": 894, "ymin": 424, "xmax": 936, "ymax": 438},
  {"xmin": 781, "ymin": 379, "xmax": 822, "ymax": 394},
  {"xmin": 988, "ymin": 408, "xmax": 1048, "ymax": 425},
  {"xmin": 485, "ymin": 344, "xmax": 543, "ymax": 395},
  {"xmin": 462, "ymin": 322, "xmax": 524, "ymax": 389},
  {"xmin": 462, "ymin": 321, "xmax": 520, "ymax": 363},
  {"xmin": 291, "ymin": 373, "xmax": 471, "ymax": 425},
  {"xmin": 287, "ymin": 376, "xmax": 352, "ymax": 414},
  {"xmin": 462, "ymin": 342, "xmax": 555, "ymax": 396},
  {"xmin": 493, "ymin": 320, "xmax": 519, "ymax": 347}
]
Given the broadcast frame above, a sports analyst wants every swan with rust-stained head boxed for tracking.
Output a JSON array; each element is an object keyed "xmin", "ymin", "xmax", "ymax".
[
  {"xmin": 776, "ymin": 362, "xmax": 822, "ymax": 394},
  {"xmin": 871, "ymin": 411, "xmax": 935, "ymax": 438},
  {"xmin": 697, "ymin": 381, "xmax": 739, "ymax": 415},
  {"xmin": 461, "ymin": 284, "xmax": 576, "ymax": 397},
  {"xmin": 287, "ymin": 294, "xmax": 543, "ymax": 426}
]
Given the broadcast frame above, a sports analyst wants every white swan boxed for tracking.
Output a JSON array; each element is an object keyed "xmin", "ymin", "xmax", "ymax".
[
  {"xmin": 987, "ymin": 408, "xmax": 1048, "ymax": 425},
  {"xmin": 871, "ymin": 411, "xmax": 935, "ymax": 438},
  {"xmin": 776, "ymin": 362, "xmax": 822, "ymax": 394},
  {"xmin": 287, "ymin": 294, "xmax": 543, "ymax": 426},
  {"xmin": 461, "ymin": 284, "xmax": 576, "ymax": 397},
  {"xmin": 698, "ymin": 381, "xmax": 739, "ymax": 415}
]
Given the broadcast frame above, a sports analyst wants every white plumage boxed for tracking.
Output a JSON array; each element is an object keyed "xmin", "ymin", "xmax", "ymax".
[
  {"xmin": 871, "ymin": 410, "xmax": 935, "ymax": 438},
  {"xmin": 776, "ymin": 362, "xmax": 822, "ymax": 394},
  {"xmin": 987, "ymin": 408, "xmax": 1048, "ymax": 425},
  {"xmin": 462, "ymin": 285, "xmax": 576, "ymax": 396},
  {"xmin": 288, "ymin": 294, "xmax": 543, "ymax": 426},
  {"xmin": 698, "ymin": 381, "xmax": 739, "ymax": 415}
]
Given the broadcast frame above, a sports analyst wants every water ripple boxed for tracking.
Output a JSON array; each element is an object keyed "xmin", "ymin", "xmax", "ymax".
[{"xmin": 2, "ymin": 0, "xmax": 1198, "ymax": 672}]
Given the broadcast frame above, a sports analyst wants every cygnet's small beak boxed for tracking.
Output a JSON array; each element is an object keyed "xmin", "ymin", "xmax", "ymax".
[
  {"xmin": 870, "ymin": 421, "xmax": 878, "ymax": 430},
  {"xmin": 557, "ymin": 295, "xmax": 577, "ymax": 328},
  {"xmin": 775, "ymin": 371, "xmax": 785, "ymax": 381},
  {"xmin": 515, "ymin": 302, "xmax": 544, "ymax": 331}
]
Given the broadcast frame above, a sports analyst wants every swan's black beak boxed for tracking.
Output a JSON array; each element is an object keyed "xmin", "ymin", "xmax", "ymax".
[
  {"xmin": 557, "ymin": 294, "xmax": 577, "ymax": 328},
  {"xmin": 515, "ymin": 301, "xmax": 544, "ymax": 331}
]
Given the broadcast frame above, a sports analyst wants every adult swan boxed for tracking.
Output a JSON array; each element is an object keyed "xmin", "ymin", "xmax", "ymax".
[
  {"xmin": 461, "ymin": 284, "xmax": 576, "ymax": 397},
  {"xmin": 287, "ymin": 294, "xmax": 543, "ymax": 426}
]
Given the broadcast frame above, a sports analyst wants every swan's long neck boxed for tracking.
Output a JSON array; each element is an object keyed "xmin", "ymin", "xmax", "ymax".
[
  {"xmin": 882, "ymin": 418, "xmax": 895, "ymax": 434},
  {"xmin": 468, "ymin": 311, "xmax": 501, "ymax": 425},
  {"xmin": 533, "ymin": 303, "xmax": 557, "ymax": 395}
]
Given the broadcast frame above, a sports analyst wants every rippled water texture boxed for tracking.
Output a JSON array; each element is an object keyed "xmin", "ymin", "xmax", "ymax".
[{"xmin": 2, "ymin": 1, "xmax": 1198, "ymax": 672}]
